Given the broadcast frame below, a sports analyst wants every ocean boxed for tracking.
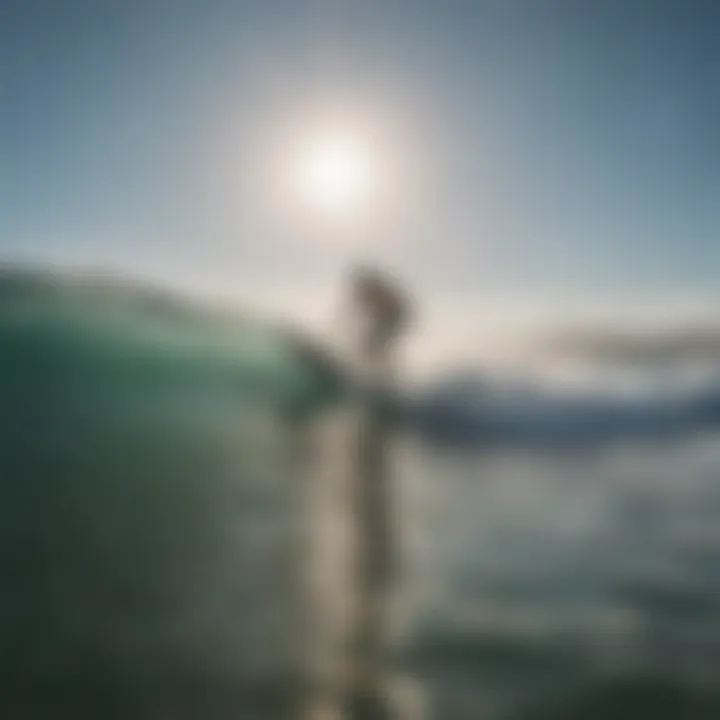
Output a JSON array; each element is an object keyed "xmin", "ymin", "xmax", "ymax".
[
  {"xmin": 2, "ymin": 268, "xmax": 720, "ymax": 718},
  {"xmin": 400, "ymin": 437, "xmax": 720, "ymax": 718}
]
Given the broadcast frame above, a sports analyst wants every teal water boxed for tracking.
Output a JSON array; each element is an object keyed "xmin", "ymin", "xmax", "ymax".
[{"xmin": 0, "ymin": 270, "xmax": 337, "ymax": 717}]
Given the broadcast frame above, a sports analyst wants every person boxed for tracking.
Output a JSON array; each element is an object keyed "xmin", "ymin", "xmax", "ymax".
[{"xmin": 346, "ymin": 266, "xmax": 413, "ymax": 720}]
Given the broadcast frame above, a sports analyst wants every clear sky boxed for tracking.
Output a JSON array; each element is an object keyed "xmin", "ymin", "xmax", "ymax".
[{"xmin": 2, "ymin": 0, "xmax": 720, "ymax": 362}]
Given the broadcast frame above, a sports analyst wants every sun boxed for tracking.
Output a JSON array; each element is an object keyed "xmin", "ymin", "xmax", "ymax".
[{"xmin": 294, "ymin": 128, "xmax": 375, "ymax": 218}]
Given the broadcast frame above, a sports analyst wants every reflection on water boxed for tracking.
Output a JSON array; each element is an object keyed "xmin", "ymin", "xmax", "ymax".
[{"xmin": 400, "ymin": 435, "xmax": 720, "ymax": 718}]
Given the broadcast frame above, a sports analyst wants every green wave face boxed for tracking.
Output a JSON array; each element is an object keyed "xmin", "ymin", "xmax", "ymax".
[{"xmin": 0, "ymin": 269, "xmax": 341, "ymax": 715}]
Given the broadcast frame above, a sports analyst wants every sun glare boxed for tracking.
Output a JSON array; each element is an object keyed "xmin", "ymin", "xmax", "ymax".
[{"xmin": 294, "ymin": 128, "xmax": 375, "ymax": 217}]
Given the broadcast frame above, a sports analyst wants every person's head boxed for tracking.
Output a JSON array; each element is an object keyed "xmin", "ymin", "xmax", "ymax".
[{"xmin": 350, "ymin": 266, "xmax": 411, "ymax": 346}]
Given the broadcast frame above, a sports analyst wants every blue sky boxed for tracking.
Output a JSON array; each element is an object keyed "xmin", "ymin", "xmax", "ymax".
[{"xmin": 2, "ymin": 0, "xmax": 720, "ymax": 353}]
